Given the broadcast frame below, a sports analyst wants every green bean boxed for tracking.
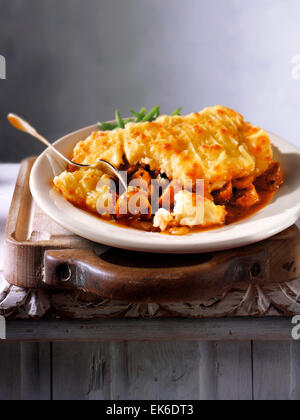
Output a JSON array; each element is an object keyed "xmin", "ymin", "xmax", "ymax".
[
  {"xmin": 130, "ymin": 107, "xmax": 147, "ymax": 122},
  {"xmin": 142, "ymin": 106, "xmax": 160, "ymax": 122},
  {"xmin": 98, "ymin": 122, "xmax": 118, "ymax": 131},
  {"xmin": 153, "ymin": 106, "xmax": 161, "ymax": 120},
  {"xmin": 171, "ymin": 107, "xmax": 182, "ymax": 116},
  {"xmin": 115, "ymin": 109, "xmax": 125, "ymax": 128},
  {"xmin": 139, "ymin": 107, "xmax": 147, "ymax": 116},
  {"xmin": 130, "ymin": 109, "xmax": 141, "ymax": 119},
  {"xmin": 99, "ymin": 105, "xmax": 182, "ymax": 131}
]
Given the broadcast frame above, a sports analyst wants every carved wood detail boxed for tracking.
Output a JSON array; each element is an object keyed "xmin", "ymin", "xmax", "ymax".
[{"xmin": 1, "ymin": 275, "xmax": 300, "ymax": 320}]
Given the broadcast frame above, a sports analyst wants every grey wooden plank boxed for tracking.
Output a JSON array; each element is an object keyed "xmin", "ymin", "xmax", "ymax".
[
  {"xmin": 197, "ymin": 342, "xmax": 253, "ymax": 400},
  {"xmin": 52, "ymin": 343, "xmax": 111, "ymax": 400},
  {"xmin": 111, "ymin": 342, "xmax": 201, "ymax": 400},
  {"xmin": 0, "ymin": 342, "xmax": 51, "ymax": 400},
  {"xmin": 20, "ymin": 343, "xmax": 51, "ymax": 400},
  {"xmin": 209, "ymin": 342, "xmax": 252, "ymax": 400},
  {"xmin": 290, "ymin": 341, "xmax": 300, "ymax": 400},
  {"xmin": 0, "ymin": 342, "xmax": 21, "ymax": 400},
  {"xmin": 253, "ymin": 341, "xmax": 300, "ymax": 400},
  {"xmin": 5, "ymin": 318, "xmax": 296, "ymax": 342},
  {"xmin": 110, "ymin": 341, "xmax": 252, "ymax": 400},
  {"xmin": 109, "ymin": 342, "xmax": 129, "ymax": 400},
  {"xmin": 197, "ymin": 342, "xmax": 219, "ymax": 399}
]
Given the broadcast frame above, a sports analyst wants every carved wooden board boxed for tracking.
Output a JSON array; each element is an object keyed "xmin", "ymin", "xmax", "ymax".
[{"xmin": 2, "ymin": 158, "xmax": 300, "ymax": 319}]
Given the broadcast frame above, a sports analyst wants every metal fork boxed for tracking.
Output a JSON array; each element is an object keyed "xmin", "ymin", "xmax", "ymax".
[{"xmin": 7, "ymin": 113, "xmax": 127, "ymax": 190}]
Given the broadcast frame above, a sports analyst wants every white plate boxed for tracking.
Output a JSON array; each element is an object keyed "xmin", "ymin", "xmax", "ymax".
[{"xmin": 30, "ymin": 124, "xmax": 300, "ymax": 253}]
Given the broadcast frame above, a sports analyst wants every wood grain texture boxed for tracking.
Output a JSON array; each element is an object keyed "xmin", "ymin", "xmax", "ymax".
[
  {"xmin": 0, "ymin": 343, "xmax": 21, "ymax": 400},
  {"xmin": 50, "ymin": 341, "xmax": 252, "ymax": 400},
  {"xmin": 253, "ymin": 341, "xmax": 300, "ymax": 400},
  {"xmin": 4, "ymin": 275, "xmax": 300, "ymax": 320},
  {"xmin": 20, "ymin": 343, "xmax": 51, "ymax": 400},
  {"xmin": 0, "ymin": 342, "xmax": 51, "ymax": 400},
  {"xmin": 290, "ymin": 341, "xmax": 300, "ymax": 399},
  {"xmin": 2, "ymin": 338, "xmax": 300, "ymax": 400},
  {"xmin": 111, "ymin": 342, "xmax": 201, "ymax": 400},
  {"xmin": 110, "ymin": 342, "xmax": 252, "ymax": 400},
  {"xmin": 198, "ymin": 342, "xmax": 252, "ymax": 400},
  {"xmin": 44, "ymin": 229, "xmax": 300, "ymax": 302},
  {"xmin": 4, "ymin": 318, "xmax": 297, "ymax": 342},
  {"xmin": 52, "ymin": 343, "xmax": 111, "ymax": 400}
]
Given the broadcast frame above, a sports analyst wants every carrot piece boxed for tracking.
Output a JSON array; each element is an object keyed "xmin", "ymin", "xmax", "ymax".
[{"xmin": 230, "ymin": 184, "xmax": 260, "ymax": 207}]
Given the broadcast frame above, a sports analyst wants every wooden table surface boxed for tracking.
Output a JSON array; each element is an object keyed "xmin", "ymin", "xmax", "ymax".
[{"xmin": 0, "ymin": 163, "xmax": 300, "ymax": 400}]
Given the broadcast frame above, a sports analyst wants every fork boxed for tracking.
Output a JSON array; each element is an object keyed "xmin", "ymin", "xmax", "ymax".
[{"xmin": 7, "ymin": 113, "xmax": 127, "ymax": 190}]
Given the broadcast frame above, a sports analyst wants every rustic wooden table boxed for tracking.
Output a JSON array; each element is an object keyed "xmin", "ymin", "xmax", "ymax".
[{"xmin": 0, "ymin": 164, "xmax": 300, "ymax": 401}]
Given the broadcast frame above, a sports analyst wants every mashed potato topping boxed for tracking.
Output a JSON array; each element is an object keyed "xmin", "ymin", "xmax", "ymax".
[
  {"xmin": 53, "ymin": 106, "xmax": 281, "ymax": 235},
  {"xmin": 67, "ymin": 105, "xmax": 273, "ymax": 191}
]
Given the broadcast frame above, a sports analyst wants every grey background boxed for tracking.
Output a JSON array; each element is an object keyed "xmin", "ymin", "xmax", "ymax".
[{"xmin": 0, "ymin": 0, "xmax": 300, "ymax": 162}]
